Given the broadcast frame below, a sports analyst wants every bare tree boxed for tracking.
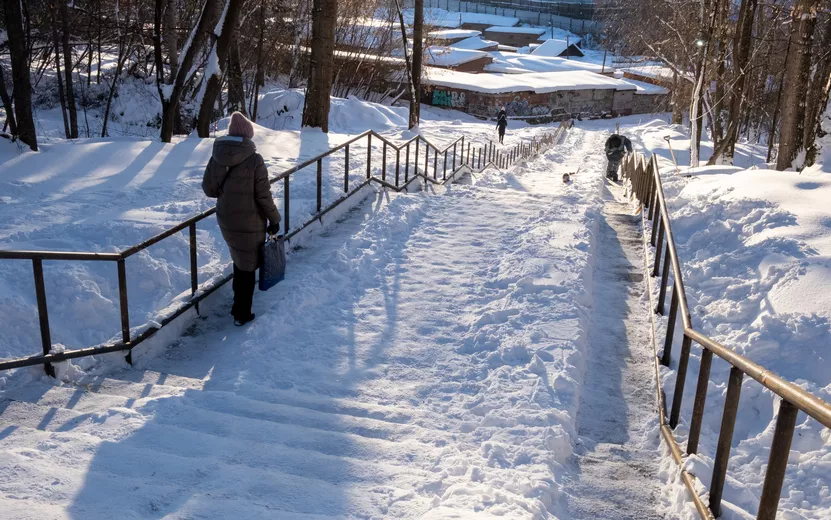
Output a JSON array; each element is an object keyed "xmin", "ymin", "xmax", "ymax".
[{"xmin": 410, "ymin": 0, "xmax": 423, "ymax": 128}]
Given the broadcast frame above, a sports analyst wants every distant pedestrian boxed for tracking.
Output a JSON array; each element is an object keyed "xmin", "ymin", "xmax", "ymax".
[
  {"xmin": 202, "ymin": 112, "xmax": 281, "ymax": 326},
  {"xmin": 604, "ymin": 133, "xmax": 633, "ymax": 182},
  {"xmin": 496, "ymin": 108, "xmax": 508, "ymax": 144}
]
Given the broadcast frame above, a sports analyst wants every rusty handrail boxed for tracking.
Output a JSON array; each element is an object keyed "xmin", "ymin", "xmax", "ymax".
[
  {"xmin": 625, "ymin": 151, "xmax": 831, "ymax": 520},
  {"xmin": 0, "ymin": 121, "xmax": 571, "ymax": 376}
]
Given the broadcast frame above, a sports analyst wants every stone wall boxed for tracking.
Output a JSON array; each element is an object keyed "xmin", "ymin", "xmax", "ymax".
[{"xmin": 632, "ymin": 94, "xmax": 669, "ymax": 115}]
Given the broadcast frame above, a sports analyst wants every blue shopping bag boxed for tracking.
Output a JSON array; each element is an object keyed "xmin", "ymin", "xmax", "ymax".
[{"xmin": 259, "ymin": 235, "xmax": 286, "ymax": 291}]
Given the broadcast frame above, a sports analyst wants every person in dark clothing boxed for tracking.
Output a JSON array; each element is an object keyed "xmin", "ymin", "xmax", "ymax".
[
  {"xmin": 604, "ymin": 133, "xmax": 633, "ymax": 182},
  {"xmin": 202, "ymin": 112, "xmax": 281, "ymax": 326},
  {"xmin": 496, "ymin": 108, "xmax": 508, "ymax": 144}
]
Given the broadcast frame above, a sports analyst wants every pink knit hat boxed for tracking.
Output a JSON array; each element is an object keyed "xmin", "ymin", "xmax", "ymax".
[{"xmin": 228, "ymin": 112, "xmax": 254, "ymax": 139}]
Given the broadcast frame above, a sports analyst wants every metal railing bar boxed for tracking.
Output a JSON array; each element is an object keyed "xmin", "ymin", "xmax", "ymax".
[
  {"xmin": 284, "ymin": 178, "xmax": 374, "ymax": 242},
  {"xmin": 687, "ymin": 346, "xmax": 713, "ymax": 455},
  {"xmin": 709, "ymin": 365, "xmax": 744, "ymax": 518},
  {"xmin": 686, "ymin": 329, "xmax": 831, "ymax": 428},
  {"xmin": 0, "ymin": 250, "xmax": 123, "ymax": 261},
  {"xmin": 756, "ymin": 400, "xmax": 799, "ymax": 520}
]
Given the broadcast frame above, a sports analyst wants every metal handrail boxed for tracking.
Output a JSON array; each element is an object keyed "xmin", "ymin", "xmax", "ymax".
[
  {"xmin": 0, "ymin": 121, "xmax": 571, "ymax": 377},
  {"xmin": 623, "ymin": 152, "xmax": 831, "ymax": 520}
]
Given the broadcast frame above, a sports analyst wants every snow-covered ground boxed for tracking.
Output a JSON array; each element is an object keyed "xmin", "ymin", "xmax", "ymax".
[
  {"xmin": 0, "ymin": 116, "xmax": 651, "ymax": 518},
  {"xmin": 616, "ymin": 115, "xmax": 831, "ymax": 519}
]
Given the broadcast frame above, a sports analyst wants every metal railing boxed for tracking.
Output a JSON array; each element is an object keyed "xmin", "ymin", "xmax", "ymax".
[
  {"xmin": 623, "ymin": 152, "xmax": 831, "ymax": 520},
  {"xmin": 0, "ymin": 121, "xmax": 571, "ymax": 377}
]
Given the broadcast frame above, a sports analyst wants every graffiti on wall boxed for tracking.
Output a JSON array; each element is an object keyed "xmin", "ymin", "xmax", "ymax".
[{"xmin": 431, "ymin": 89, "xmax": 467, "ymax": 108}]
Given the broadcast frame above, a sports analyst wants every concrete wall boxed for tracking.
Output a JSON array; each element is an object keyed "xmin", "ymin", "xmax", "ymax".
[
  {"xmin": 424, "ymin": 0, "xmax": 603, "ymax": 34},
  {"xmin": 422, "ymin": 84, "xmax": 639, "ymax": 118}
]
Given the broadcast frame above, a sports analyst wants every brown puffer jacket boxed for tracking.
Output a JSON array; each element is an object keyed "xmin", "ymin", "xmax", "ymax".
[{"xmin": 202, "ymin": 136, "xmax": 281, "ymax": 271}]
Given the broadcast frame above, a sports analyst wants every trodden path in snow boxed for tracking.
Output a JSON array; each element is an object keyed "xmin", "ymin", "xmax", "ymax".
[
  {"xmin": 0, "ymin": 127, "xmax": 669, "ymax": 519},
  {"xmin": 562, "ymin": 183, "xmax": 669, "ymax": 519}
]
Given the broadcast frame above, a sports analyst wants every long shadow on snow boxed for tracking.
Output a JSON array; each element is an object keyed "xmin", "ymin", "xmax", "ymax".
[{"xmin": 61, "ymin": 184, "xmax": 424, "ymax": 518}]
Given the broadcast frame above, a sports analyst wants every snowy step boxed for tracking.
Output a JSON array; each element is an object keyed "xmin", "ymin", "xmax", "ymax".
[
  {"xmin": 0, "ymin": 422, "xmax": 429, "ymax": 518},
  {"xmin": 0, "ymin": 391, "xmax": 446, "ymax": 467},
  {"xmin": 77, "ymin": 369, "xmax": 448, "ymax": 429}
]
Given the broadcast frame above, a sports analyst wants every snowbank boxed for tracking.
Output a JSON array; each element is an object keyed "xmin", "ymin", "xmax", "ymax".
[
  {"xmin": 618, "ymin": 116, "xmax": 831, "ymax": 519},
  {"xmin": 428, "ymin": 28, "xmax": 481, "ymax": 40},
  {"xmin": 448, "ymin": 35, "xmax": 499, "ymax": 51}
]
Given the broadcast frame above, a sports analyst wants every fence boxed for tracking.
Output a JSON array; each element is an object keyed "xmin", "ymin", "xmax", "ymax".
[
  {"xmin": 0, "ymin": 121, "xmax": 571, "ymax": 378},
  {"xmin": 622, "ymin": 153, "xmax": 831, "ymax": 520},
  {"xmin": 425, "ymin": 0, "xmax": 602, "ymax": 33}
]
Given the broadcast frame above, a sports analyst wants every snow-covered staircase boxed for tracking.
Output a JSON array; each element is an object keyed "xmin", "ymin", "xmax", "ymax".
[{"xmin": 0, "ymin": 368, "xmax": 449, "ymax": 518}]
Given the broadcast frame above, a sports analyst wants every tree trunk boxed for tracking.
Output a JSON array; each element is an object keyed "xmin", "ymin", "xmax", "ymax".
[
  {"xmin": 0, "ymin": 65, "xmax": 18, "ymax": 136},
  {"xmin": 776, "ymin": 0, "xmax": 819, "ymax": 170},
  {"xmin": 156, "ymin": 0, "xmax": 220, "ymax": 142},
  {"xmin": 102, "ymin": 36, "xmax": 131, "ymax": 137},
  {"xmin": 61, "ymin": 0, "xmax": 78, "ymax": 138},
  {"xmin": 226, "ymin": 39, "xmax": 247, "ymax": 116},
  {"xmin": 52, "ymin": 20, "xmax": 71, "ymax": 139},
  {"xmin": 394, "ymin": 0, "xmax": 417, "ymax": 129},
  {"xmin": 196, "ymin": 0, "xmax": 244, "ymax": 137},
  {"xmin": 805, "ymin": 72, "xmax": 831, "ymax": 167},
  {"xmin": 803, "ymin": 19, "xmax": 831, "ymax": 165},
  {"xmin": 411, "ymin": 0, "xmax": 423, "ymax": 128},
  {"xmin": 250, "ymin": 0, "xmax": 266, "ymax": 121},
  {"xmin": 301, "ymin": 0, "xmax": 337, "ymax": 131},
  {"xmin": 164, "ymin": 0, "xmax": 180, "ymax": 79},
  {"xmin": 3, "ymin": 0, "xmax": 37, "ymax": 150}
]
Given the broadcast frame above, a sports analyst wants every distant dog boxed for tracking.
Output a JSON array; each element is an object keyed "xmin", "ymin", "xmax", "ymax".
[{"xmin": 562, "ymin": 173, "xmax": 570, "ymax": 183}]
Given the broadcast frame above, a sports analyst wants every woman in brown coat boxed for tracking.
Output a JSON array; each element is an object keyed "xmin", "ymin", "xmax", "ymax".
[{"xmin": 202, "ymin": 112, "xmax": 281, "ymax": 326}]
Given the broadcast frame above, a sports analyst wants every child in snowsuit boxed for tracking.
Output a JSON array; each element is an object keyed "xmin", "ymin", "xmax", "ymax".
[
  {"xmin": 604, "ymin": 133, "xmax": 633, "ymax": 182},
  {"xmin": 496, "ymin": 109, "xmax": 508, "ymax": 144}
]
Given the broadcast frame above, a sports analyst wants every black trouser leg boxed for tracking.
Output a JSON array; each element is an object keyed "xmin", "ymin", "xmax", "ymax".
[{"xmin": 232, "ymin": 263, "xmax": 256, "ymax": 319}]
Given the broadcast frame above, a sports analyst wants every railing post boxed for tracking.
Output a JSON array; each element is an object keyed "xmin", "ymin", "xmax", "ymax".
[
  {"xmin": 652, "ymin": 220, "xmax": 665, "ymax": 277},
  {"xmin": 657, "ymin": 246, "xmax": 671, "ymax": 314},
  {"xmin": 414, "ymin": 138, "xmax": 420, "ymax": 178},
  {"xmin": 117, "ymin": 258, "xmax": 131, "ymax": 364},
  {"xmin": 660, "ymin": 285, "xmax": 679, "ymax": 366},
  {"xmin": 443, "ymin": 150, "xmax": 448, "ymax": 180},
  {"xmin": 756, "ymin": 400, "xmax": 799, "ymax": 520},
  {"xmin": 366, "ymin": 134, "xmax": 372, "ymax": 180},
  {"xmin": 710, "ymin": 367, "xmax": 744, "ymax": 518},
  {"xmin": 669, "ymin": 334, "xmax": 693, "ymax": 428},
  {"xmin": 32, "ymin": 258, "xmax": 56, "ymax": 377},
  {"xmin": 382, "ymin": 141, "xmax": 387, "ymax": 181},
  {"xmin": 687, "ymin": 347, "xmax": 713, "ymax": 454},
  {"xmin": 283, "ymin": 176, "xmax": 290, "ymax": 232},
  {"xmin": 433, "ymin": 147, "xmax": 438, "ymax": 179},
  {"xmin": 452, "ymin": 142, "xmax": 457, "ymax": 170},
  {"xmin": 344, "ymin": 144, "xmax": 350, "ymax": 193},
  {"xmin": 189, "ymin": 223, "xmax": 199, "ymax": 314},
  {"xmin": 316, "ymin": 159, "xmax": 323, "ymax": 213},
  {"xmin": 650, "ymin": 209, "xmax": 661, "ymax": 248},
  {"xmin": 405, "ymin": 143, "xmax": 411, "ymax": 183},
  {"xmin": 396, "ymin": 148, "xmax": 401, "ymax": 188},
  {"xmin": 424, "ymin": 145, "xmax": 429, "ymax": 184},
  {"xmin": 466, "ymin": 142, "xmax": 471, "ymax": 165}
]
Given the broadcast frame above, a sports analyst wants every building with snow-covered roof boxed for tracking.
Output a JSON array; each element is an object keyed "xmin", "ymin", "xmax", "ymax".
[
  {"xmin": 448, "ymin": 35, "xmax": 499, "ymax": 52},
  {"xmin": 417, "ymin": 68, "xmax": 667, "ymax": 118},
  {"xmin": 425, "ymin": 47, "xmax": 494, "ymax": 73},
  {"xmin": 427, "ymin": 29, "xmax": 482, "ymax": 45},
  {"xmin": 484, "ymin": 26, "xmax": 547, "ymax": 47},
  {"xmin": 531, "ymin": 38, "xmax": 584, "ymax": 58}
]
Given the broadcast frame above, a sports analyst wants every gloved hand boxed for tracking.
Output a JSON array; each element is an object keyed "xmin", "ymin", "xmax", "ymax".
[{"xmin": 267, "ymin": 222, "xmax": 280, "ymax": 235}]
